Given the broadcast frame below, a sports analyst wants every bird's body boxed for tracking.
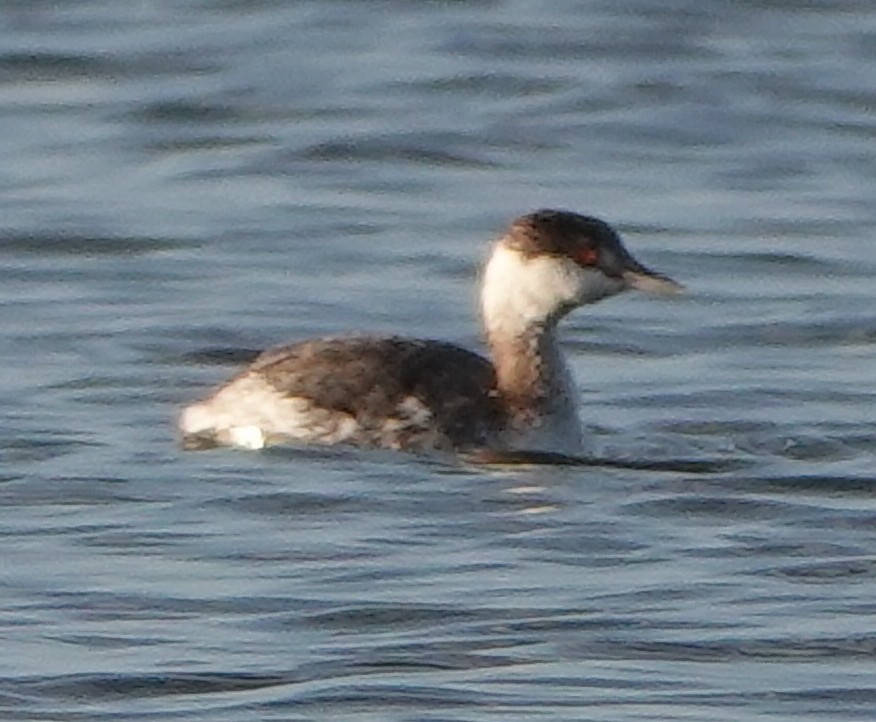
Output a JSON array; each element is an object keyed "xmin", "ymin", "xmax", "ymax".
[
  {"xmin": 182, "ymin": 336, "xmax": 503, "ymax": 451},
  {"xmin": 180, "ymin": 210, "xmax": 681, "ymax": 454}
]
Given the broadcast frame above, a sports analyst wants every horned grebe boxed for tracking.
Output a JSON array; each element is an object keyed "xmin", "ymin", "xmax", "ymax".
[{"xmin": 180, "ymin": 210, "xmax": 681, "ymax": 453}]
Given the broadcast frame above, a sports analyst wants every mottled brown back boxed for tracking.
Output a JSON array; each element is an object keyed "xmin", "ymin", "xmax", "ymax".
[{"xmin": 247, "ymin": 336, "xmax": 506, "ymax": 449}]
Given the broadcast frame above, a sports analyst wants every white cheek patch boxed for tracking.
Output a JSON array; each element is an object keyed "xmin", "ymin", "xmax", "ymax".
[{"xmin": 481, "ymin": 244, "xmax": 625, "ymax": 333}]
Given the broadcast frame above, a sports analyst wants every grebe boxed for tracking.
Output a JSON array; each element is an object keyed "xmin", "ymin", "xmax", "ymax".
[{"xmin": 180, "ymin": 210, "xmax": 681, "ymax": 453}]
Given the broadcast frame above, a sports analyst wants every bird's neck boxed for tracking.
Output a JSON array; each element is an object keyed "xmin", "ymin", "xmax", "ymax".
[
  {"xmin": 486, "ymin": 321, "xmax": 567, "ymax": 413},
  {"xmin": 479, "ymin": 242, "xmax": 583, "ymax": 449}
]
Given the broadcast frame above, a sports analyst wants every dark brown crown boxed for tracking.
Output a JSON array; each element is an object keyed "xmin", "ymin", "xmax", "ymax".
[{"xmin": 504, "ymin": 209, "xmax": 623, "ymax": 260}]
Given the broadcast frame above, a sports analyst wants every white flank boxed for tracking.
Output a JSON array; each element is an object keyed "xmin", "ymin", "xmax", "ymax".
[{"xmin": 180, "ymin": 373, "xmax": 359, "ymax": 449}]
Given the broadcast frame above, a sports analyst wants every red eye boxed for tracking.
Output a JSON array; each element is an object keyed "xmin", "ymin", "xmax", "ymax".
[{"xmin": 577, "ymin": 248, "xmax": 598, "ymax": 266}]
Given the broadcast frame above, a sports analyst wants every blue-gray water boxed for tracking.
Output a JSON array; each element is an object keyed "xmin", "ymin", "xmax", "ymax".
[{"xmin": 2, "ymin": 1, "xmax": 876, "ymax": 720}]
